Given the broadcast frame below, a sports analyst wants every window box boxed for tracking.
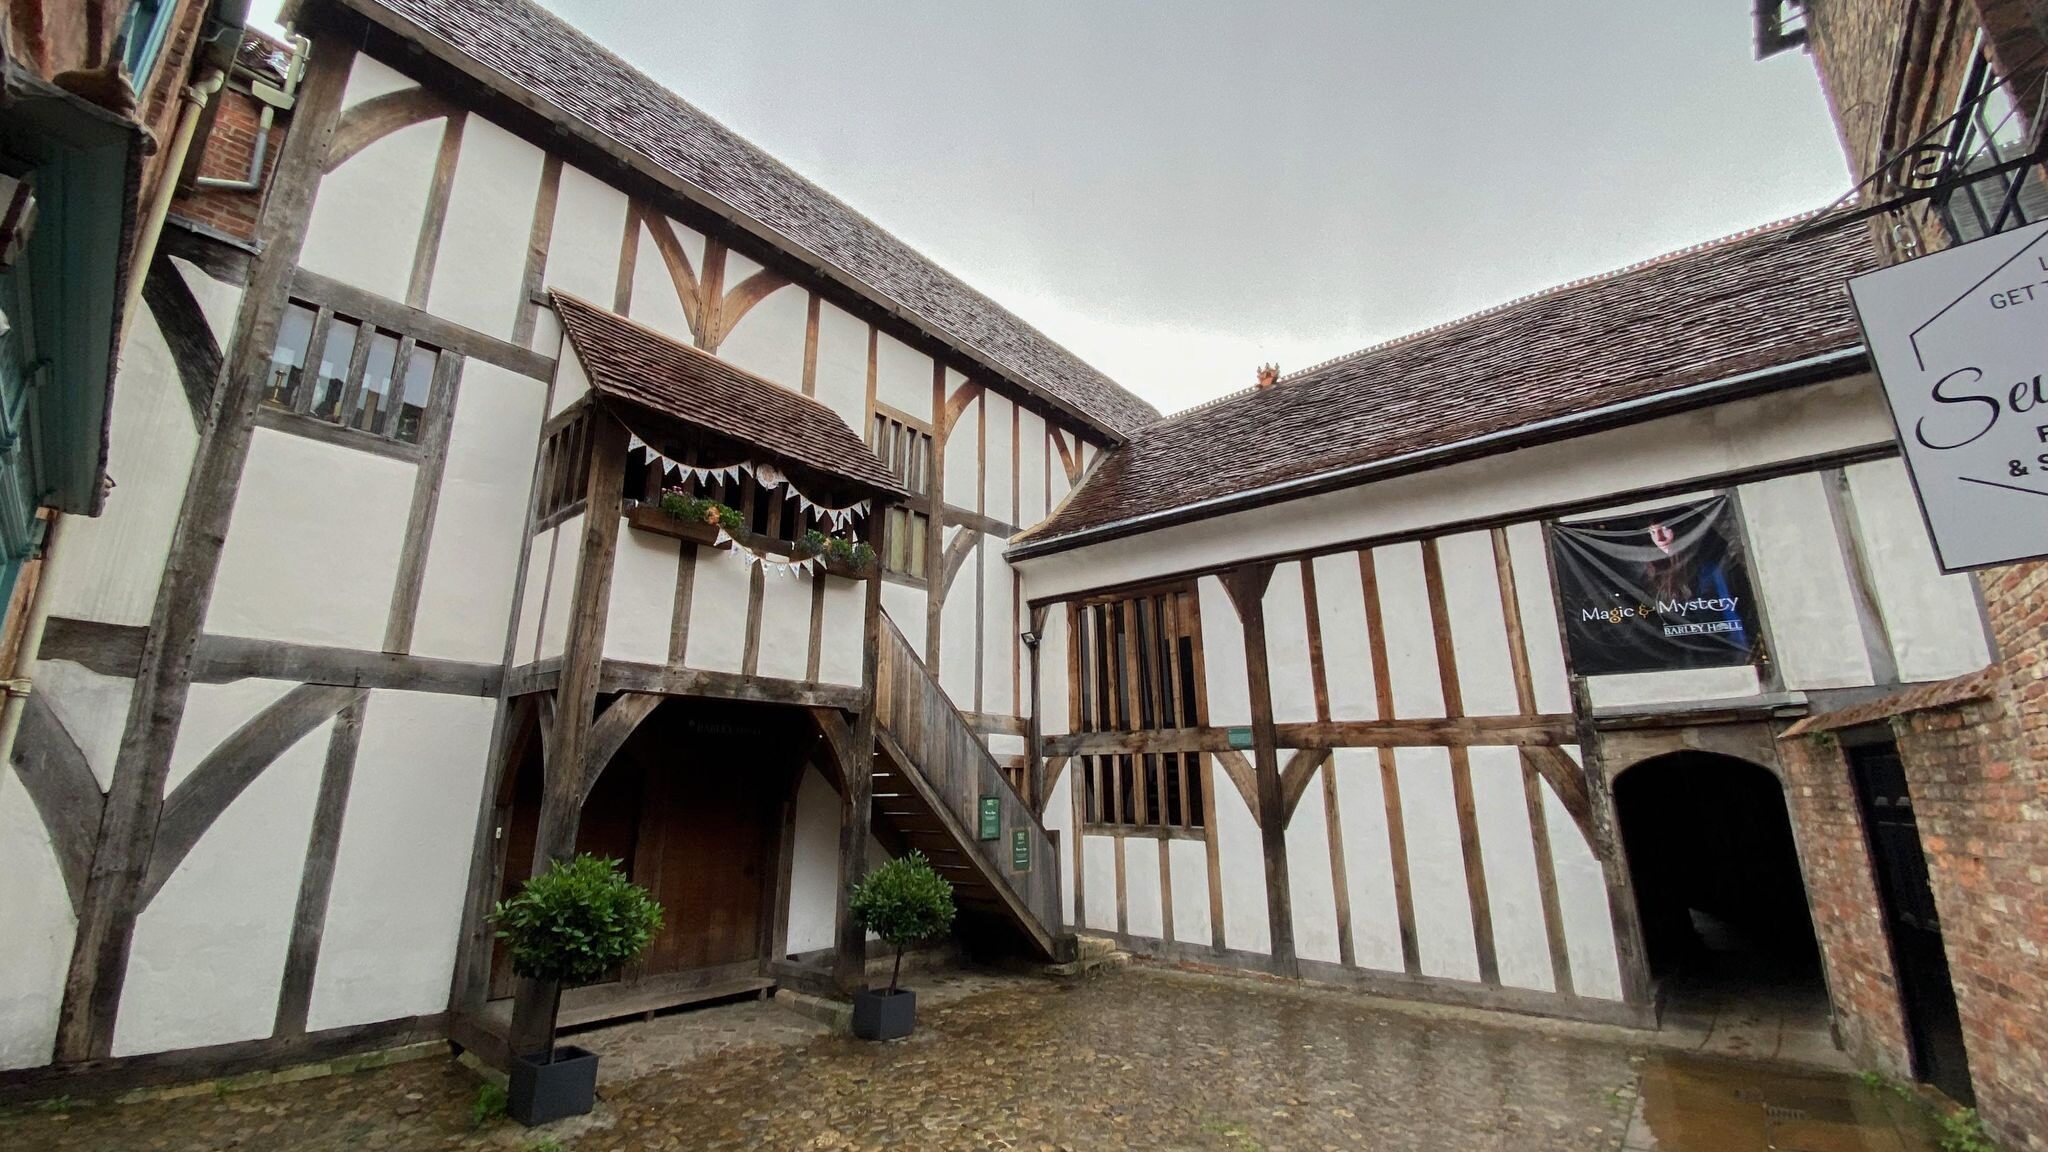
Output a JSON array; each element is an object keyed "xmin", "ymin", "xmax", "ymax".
[{"xmin": 624, "ymin": 504, "xmax": 728, "ymax": 548}]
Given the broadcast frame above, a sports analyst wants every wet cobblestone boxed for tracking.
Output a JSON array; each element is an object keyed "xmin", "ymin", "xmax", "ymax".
[{"xmin": 0, "ymin": 969, "xmax": 1658, "ymax": 1151}]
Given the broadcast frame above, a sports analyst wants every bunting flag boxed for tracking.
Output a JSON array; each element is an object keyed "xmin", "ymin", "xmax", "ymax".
[
  {"xmin": 712, "ymin": 527, "xmax": 826, "ymax": 578},
  {"xmin": 627, "ymin": 427, "xmax": 869, "ymax": 531}
]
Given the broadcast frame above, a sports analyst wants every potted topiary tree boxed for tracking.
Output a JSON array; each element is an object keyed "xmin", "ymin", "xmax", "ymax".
[
  {"xmin": 847, "ymin": 851, "xmax": 955, "ymax": 1040},
  {"xmin": 491, "ymin": 854, "xmax": 663, "ymax": 1125}
]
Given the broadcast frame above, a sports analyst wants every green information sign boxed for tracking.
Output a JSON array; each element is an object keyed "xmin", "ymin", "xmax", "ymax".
[
  {"xmin": 1226, "ymin": 726, "xmax": 1254, "ymax": 750},
  {"xmin": 1011, "ymin": 828, "xmax": 1031, "ymax": 871},
  {"xmin": 978, "ymin": 796, "xmax": 1000, "ymax": 841}
]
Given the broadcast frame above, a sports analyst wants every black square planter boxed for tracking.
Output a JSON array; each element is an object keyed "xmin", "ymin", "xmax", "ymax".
[
  {"xmin": 851, "ymin": 988, "xmax": 916, "ymax": 1040},
  {"xmin": 508, "ymin": 1045, "xmax": 599, "ymax": 1126}
]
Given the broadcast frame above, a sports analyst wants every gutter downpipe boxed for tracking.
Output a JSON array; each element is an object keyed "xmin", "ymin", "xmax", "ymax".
[
  {"xmin": 195, "ymin": 34, "xmax": 307, "ymax": 192},
  {"xmin": 1007, "ymin": 344, "xmax": 1872, "ymax": 563},
  {"xmin": 118, "ymin": 68, "xmax": 226, "ymax": 347}
]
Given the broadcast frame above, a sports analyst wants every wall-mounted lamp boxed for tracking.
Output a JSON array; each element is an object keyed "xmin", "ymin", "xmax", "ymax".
[{"xmin": 1020, "ymin": 630, "xmax": 1040, "ymax": 650}]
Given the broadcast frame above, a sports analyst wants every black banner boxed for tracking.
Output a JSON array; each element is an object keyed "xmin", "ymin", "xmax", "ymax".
[{"xmin": 1549, "ymin": 497, "xmax": 1759, "ymax": 677}]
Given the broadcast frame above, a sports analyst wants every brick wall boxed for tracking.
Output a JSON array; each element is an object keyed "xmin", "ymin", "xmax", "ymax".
[{"xmin": 172, "ymin": 81, "xmax": 287, "ymax": 244}]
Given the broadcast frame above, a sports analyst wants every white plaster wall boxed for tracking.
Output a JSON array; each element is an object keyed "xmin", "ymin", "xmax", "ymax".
[
  {"xmin": 1586, "ymin": 665, "xmax": 1761, "ymax": 709},
  {"xmin": 36, "ymin": 661, "xmax": 131, "ymax": 789},
  {"xmin": 874, "ymin": 332, "xmax": 931, "ymax": 419},
  {"xmin": 513, "ymin": 524, "xmax": 553, "ymax": 665},
  {"xmin": 984, "ymin": 391, "xmax": 1014, "ymax": 521},
  {"xmin": 1121, "ymin": 837, "xmax": 1164, "ymax": 939},
  {"xmin": 339, "ymin": 53, "xmax": 417, "ymax": 110},
  {"xmin": 166, "ymin": 679, "xmax": 298, "ymax": 791},
  {"xmin": 939, "ymin": 530, "xmax": 978, "ymax": 703},
  {"xmin": 817, "ymin": 578, "xmax": 865, "ymax": 687},
  {"xmin": 981, "ymin": 537, "xmax": 1015, "ymax": 715},
  {"xmin": 1197, "ymin": 575, "xmax": 1252, "ymax": 727},
  {"xmin": 682, "ymin": 545, "xmax": 751, "ymax": 674},
  {"xmin": 1437, "ymin": 532, "xmax": 1520, "ymax": 716},
  {"xmin": 605, "ymin": 526, "xmax": 680, "ymax": 666},
  {"xmin": 785, "ymin": 766, "xmax": 840, "ymax": 956},
  {"xmin": 412, "ymin": 361, "xmax": 548, "ymax": 663},
  {"xmin": 1285, "ymin": 764, "xmax": 1342, "ymax": 963},
  {"xmin": 115, "ymin": 715, "xmax": 329, "ymax": 1056},
  {"xmin": 300, "ymin": 117, "xmax": 440, "ymax": 306},
  {"xmin": 1313, "ymin": 551, "xmax": 1379, "ymax": 721},
  {"xmin": 1740, "ymin": 472, "xmax": 1872, "ymax": 689},
  {"xmin": 1846, "ymin": 458, "xmax": 1992, "ymax": 681},
  {"xmin": 1262, "ymin": 562, "xmax": 1319, "ymax": 725},
  {"xmin": 548, "ymin": 334, "xmax": 589, "ymax": 419},
  {"xmin": 307, "ymin": 691, "xmax": 492, "ymax": 1030},
  {"xmin": 626, "ymin": 214, "xmax": 699, "ymax": 346},
  {"xmin": 1331, "ymin": 748, "xmax": 1404, "ymax": 971},
  {"xmin": 1040, "ymin": 606, "xmax": 1071, "ymax": 736},
  {"xmin": 1081, "ymin": 834, "xmax": 1118, "ymax": 932},
  {"xmin": 207, "ymin": 430, "xmax": 412, "ymax": 650},
  {"xmin": 0, "ymin": 774, "xmax": 74, "ymax": 1069},
  {"xmin": 427, "ymin": 115, "xmax": 544, "ymax": 341},
  {"xmin": 1043, "ymin": 769, "xmax": 1075, "ymax": 925},
  {"xmin": 944, "ymin": 392, "xmax": 981, "ymax": 511},
  {"xmin": 44, "ymin": 289, "xmax": 205, "ymax": 626},
  {"xmin": 1213, "ymin": 762, "xmax": 1270, "ymax": 954},
  {"xmin": 541, "ymin": 163, "xmax": 627, "ymax": 323},
  {"xmin": 1019, "ymin": 375, "xmax": 1897, "ymax": 601},
  {"xmin": 1168, "ymin": 837, "xmax": 1211, "ymax": 947},
  {"xmin": 756, "ymin": 574, "xmax": 814, "ymax": 681},
  {"xmin": 1544, "ymin": 750, "xmax": 1624, "ymax": 999},
  {"xmin": 881, "ymin": 582, "xmax": 927, "ymax": 656},
  {"xmin": 1373, "ymin": 543, "xmax": 1446, "ymax": 719},
  {"xmin": 1468, "ymin": 746, "xmax": 1554, "ymax": 992},
  {"xmin": 1048, "ymin": 430, "xmax": 1074, "ymax": 510},
  {"xmin": 717, "ymin": 283, "xmax": 807, "ymax": 394},
  {"xmin": 1396, "ymin": 746, "xmax": 1480, "ymax": 982},
  {"xmin": 537, "ymin": 512, "xmax": 584, "ymax": 662},
  {"xmin": 1505, "ymin": 521, "xmax": 1572, "ymax": 714},
  {"xmin": 1018, "ymin": 407, "xmax": 1048, "ymax": 526},
  {"xmin": 811, "ymin": 301, "xmax": 868, "ymax": 435}
]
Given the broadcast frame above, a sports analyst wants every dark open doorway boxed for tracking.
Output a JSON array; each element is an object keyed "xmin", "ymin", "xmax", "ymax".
[{"xmin": 1614, "ymin": 751, "xmax": 1826, "ymax": 1029}]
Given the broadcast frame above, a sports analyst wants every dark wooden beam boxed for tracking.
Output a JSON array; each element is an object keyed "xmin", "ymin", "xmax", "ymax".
[
  {"xmin": 1219, "ymin": 561, "xmax": 1294, "ymax": 976},
  {"xmin": 274, "ymin": 696, "xmax": 368, "ymax": 1036},
  {"xmin": 836, "ymin": 513, "xmax": 886, "ymax": 991},
  {"xmin": 12, "ymin": 695, "xmax": 105, "ymax": 914},
  {"xmin": 289, "ymin": 267, "xmax": 554, "ymax": 381},
  {"xmin": 580, "ymin": 692, "xmax": 662, "ymax": 804},
  {"xmin": 323, "ymin": 86, "xmax": 458, "ymax": 173}
]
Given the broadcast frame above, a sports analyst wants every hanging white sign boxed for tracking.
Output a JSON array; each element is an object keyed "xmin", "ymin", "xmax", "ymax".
[{"xmin": 1848, "ymin": 220, "xmax": 2048, "ymax": 572}]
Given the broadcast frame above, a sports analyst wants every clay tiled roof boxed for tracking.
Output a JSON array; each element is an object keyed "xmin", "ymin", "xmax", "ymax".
[
  {"xmin": 1778, "ymin": 668, "xmax": 2003, "ymax": 737},
  {"xmin": 553, "ymin": 292, "xmax": 905, "ymax": 498},
  {"xmin": 328, "ymin": 0, "xmax": 1160, "ymax": 439},
  {"xmin": 1015, "ymin": 216, "xmax": 1880, "ymax": 553}
]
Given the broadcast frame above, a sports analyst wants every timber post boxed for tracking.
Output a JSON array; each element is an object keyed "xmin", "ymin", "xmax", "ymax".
[
  {"xmin": 833, "ymin": 509, "xmax": 887, "ymax": 991},
  {"xmin": 1222, "ymin": 561, "xmax": 1296, "ymax": 977}
]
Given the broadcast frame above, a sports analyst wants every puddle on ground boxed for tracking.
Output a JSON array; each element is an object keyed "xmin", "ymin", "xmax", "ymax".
[{"xmin": 1625, "ymin": 1053, "xmax": 1942, "ymax": 1151}]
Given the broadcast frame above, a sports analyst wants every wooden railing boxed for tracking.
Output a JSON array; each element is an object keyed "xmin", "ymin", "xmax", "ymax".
[{"xmin": 875, "ymin": 617, "xmax": 1062, "ymax": 955}]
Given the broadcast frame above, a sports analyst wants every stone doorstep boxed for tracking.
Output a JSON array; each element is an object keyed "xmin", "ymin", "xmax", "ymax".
[
  {"xmin": 108, "ymin": 1040, "xmax": 448, "ymax": 1107},
  {"xmin": 1039, "ymin": 934, "xmax": 1131, "ymax": 978},
  {"xmin": 772, "ymin": 988, "xmax": 852, "ymax": 1032}
]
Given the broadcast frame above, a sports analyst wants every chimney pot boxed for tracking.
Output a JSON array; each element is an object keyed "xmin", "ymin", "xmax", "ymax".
[{"xmin": 1255, "ymin": 363, "xmax": 1280, "ymax": 390}]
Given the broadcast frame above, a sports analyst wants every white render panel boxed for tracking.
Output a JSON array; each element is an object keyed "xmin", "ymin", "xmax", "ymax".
[
  {"xmin": 1122, "ymin": 837, "xmax": 1165, "ymax": 939},
  {"xmin": 1846, "ymin": 459, "xmax": 1993, "ymax": 681},
  {"xmin": 683, "ymin": 545, "xmax": 751, "ymax": 674},
  {"xmin": 874, "ymin": 331, "xmax": 932, "ymax": 419},
  {"xmin": 817, "ymin": 578, "xmax": 865, "ymax": 687},
  {"xmin": 1198, "ymin": 575, "xmax": 1252, "ymax": 727},
  {"xmin": 1081, "ymin": 834, "xmax": 1118, "ymax": 931},
  {"xmin": 1373, "ymin": 543, "xmax": 1447, "ymax": 719},
  {"xmin": 605, "ymin": 527, "xmax": 680, "ymax": 666},
  {"xmin": 1313, "ymin": 552, "xmax": 1379, "ymax": 721},
  {"xmin": 944, "ymin": 393, "xmax": 981, "ymax": 511},
  {"xmin": 340, "ymin": 52, "xmax": 417, "ymax": 110},
  {"xmin": 1263, "ymin": 562, "xmax": 1319, "ymax": 724},
  {"xmin": 172, "ymin": 256, "xmax": 242, "ymax": 344},
  {"xmin": 717, "ymin": 282, "xmax": 807, "ymax": 394},
  {"xmin": 939, "ymin": 529, "xmax": 978, "ymax": 703},
  {"xmin": 1019, "ymin": 375, "xmax": 1896, "ymax": 600},
  {"xmin": 1213, "ymin": 759, "xmax": 1271, "ymax": 954},
  {"xmin": 1438, "ymin": 532, "xmax": 1521, "ymax": 716},
  {"xmin": 1468, "ymin": 746, "xmax": 1555, "ymax": 992},
  {"xmin": 1740, "ymin": 472, "xmax": 1873, "ymax": 689},
  {"xmin": 542, "ymin": 163, "xmax": 628, "ymax": 318},
  {"xmin": 412, "ymin": 360, "xmax": 548, "ymax": 663},
  {"xmin": 514, "ymin": 525, "xmax": 552, "ymax": 664},
  {"xmin": 724, "ymin": 247, "xmax": 766, "ymax": 285},
  {"xmin": 1048, "ymin": 431, "xmax": 1074, "ymax": 510},
  {"xmin": 44, "ymin": 301, "xmax": 201, "ymax": 626},
  {"xmin": 1545, "ymin": 752, "xmax": 1624, "ymax": 999},
  {"xmin": 548, "ymin": 339, "xmax": 588, "ymax": 418},
  {"xmin": 881, "ymin": 581, "xmax": 927, "ymax": 656},
  {"xmin": 1168, "ymin": 837, "xmax": 1212, "ymax": 946},
  {"xmin": 115, "ymin": 716, "xmax": 329, "ymax": 1056},
  {"xmin": 755, "ymin": 573, "xmax": 814, "ymax": 682},
  {"xmin": 984, "ymin": 391, "xmax": 1014, "ymax": 522},
  {"xmin": 166, "ymin": 679, "xmax": 298, "ymax": 792},
  {"xmin": 1331, "ymin": 748, "xmax": 1404, "ymax": 971},
  {"xmin": 536, "ymin": 512, "xmax": 584, "ymax": 662},
  {"xmin": 785, "ymin": 766, "xmax": 840, "ymax": 956},
  {"xmin": 307, "ymin": 691, "xmax": 492, "ymax": 1030},
  {"xmin": 981, "ymin": 537, "xmax": 1015, "ymax": 715},
  {"xmin": 1396, "ymin": 747, "xmax": 1480, "ymax": 982},
  {"xmin": 1587, "ymin": 665, "xmax": 1761, "ymax": 708},
  {"xmin": 1018, "ymin": 407, "xmax": 1048, "ymax": 526},
  {"xmin": 206, "ymin": 431, "xmax": 412, "ymax": 651},
  {"xmin": 626, "ymin": 216, "xmax": 697, "ymax": 346},
  {"xmin": 426, "ymin": 115, "xmax": 544, "ymax": 341},
  {"xmin": 812, "ymin": 301, "xmax": 868, "ymax": 435},
  {"xmin": 1040, "ymin": 606, "xmax": 1072, "ymax": 737},
  {"xmin": 1506, "ymin": 521, "xmax": 1573, "ymax": 714},
  {"xmin": 299, "ymin": 118, "xmax": 441, "ymax": 305},
  {"xmin": 1044, "ymin": 770, "xmax": 1076, "ymax": 925},
  {"xmin": 1285, "ymin": 764, "xmax": 1342, "ymax": 963},
  {"xmin": 35, "ymin": 661, "xmax": 131, "ymax": 791},
  {"xmin": 0, "ymin": 774, "xmax": 74, "ymax": 1070}
]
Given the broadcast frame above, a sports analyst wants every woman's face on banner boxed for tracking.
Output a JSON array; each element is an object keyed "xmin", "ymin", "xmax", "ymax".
[{"xmin": 1647, "ymin": 522, "xmax": 1676, "ymax": 554}]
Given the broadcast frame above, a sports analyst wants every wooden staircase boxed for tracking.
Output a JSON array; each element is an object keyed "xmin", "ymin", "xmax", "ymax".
[{"xmin": 871, "ymin": 618, "xmax": 1063, "ymax": 961}]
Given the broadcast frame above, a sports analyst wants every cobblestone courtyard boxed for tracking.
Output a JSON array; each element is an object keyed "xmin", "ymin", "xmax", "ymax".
[{"xmin": 0, "ymin": 968, "xmax": 1943, "ymax": 1151}]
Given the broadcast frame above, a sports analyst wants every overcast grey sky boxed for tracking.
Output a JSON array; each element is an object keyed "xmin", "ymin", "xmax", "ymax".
[{"xmin": 256, "ymin": 2, "xmax": 1850, "ymax": 414}]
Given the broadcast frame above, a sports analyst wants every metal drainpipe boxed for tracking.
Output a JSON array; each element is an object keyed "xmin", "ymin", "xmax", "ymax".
[
  {"xmin": 196, "ymin": 36, "xmax": 307, "ymax": 192},
  {"xmin": 118, "ymin": 68, "xmax": 226, "ymax": 347},
  {"xmin": 0, "ymin": 512, "xmax": 63, "ymax": 778}
]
